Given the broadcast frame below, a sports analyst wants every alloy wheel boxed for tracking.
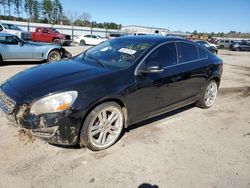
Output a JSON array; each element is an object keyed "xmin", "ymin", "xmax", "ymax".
[
  {"xmin": 89, "ymin": 106, "xmax": 123, "ymax": 148},
  {"xmin": 204, "ymin": 82, "xmax": 218, "ymax": 107}
]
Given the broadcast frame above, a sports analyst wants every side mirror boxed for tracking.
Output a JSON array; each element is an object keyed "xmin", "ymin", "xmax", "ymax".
[{"xmin": 138, "ymin": 65, "xmax": 164, "ymax": 74}]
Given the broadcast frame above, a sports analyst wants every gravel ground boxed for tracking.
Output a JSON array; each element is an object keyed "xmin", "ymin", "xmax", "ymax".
[{"xmin": 0, "ymin": 47, "xmax": 249, "ymax": 188}]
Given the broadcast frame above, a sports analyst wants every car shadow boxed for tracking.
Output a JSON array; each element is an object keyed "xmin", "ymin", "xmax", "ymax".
[
  {"xmin": 126, "ymin": 103, "xmax": 195, "ymax": 132},
  {"xmin": 50, "ymin": 104, "xmax": 196, "ymax": 150},
  {"xmin": 2, "ymin": 61, "xmax": 45, "ymax": 66}
]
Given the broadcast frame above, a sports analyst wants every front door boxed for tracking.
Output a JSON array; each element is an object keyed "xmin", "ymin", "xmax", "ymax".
[
  {"xmin": 2, "ymin": 36, "xmax": 33, "ymax": 60},
  {"xmin": 130, "ymin": 42, "xmax": 185, "ymax": 122}
]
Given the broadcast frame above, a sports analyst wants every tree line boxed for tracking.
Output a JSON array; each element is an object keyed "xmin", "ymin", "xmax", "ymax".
[
  {"xmin": 190, "ymin": 30, "xmax": 250, "ymax": 39},
  {"xmin": 0, "ymin": 0, "xmax": 121, "ymax": 29}
]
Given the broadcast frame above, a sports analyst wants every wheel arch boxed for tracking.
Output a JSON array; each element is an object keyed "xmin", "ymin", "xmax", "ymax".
[
  {"xmin": 208, "ymin": 75, "xmax": 221, "ymax": 87},
  {"xmin": 52, "ymin": 37, "xmax": 60, "ymax": 42},
  {"xmin": 45, "ymin": 48, "xmax": 62, "ymax": 59}
]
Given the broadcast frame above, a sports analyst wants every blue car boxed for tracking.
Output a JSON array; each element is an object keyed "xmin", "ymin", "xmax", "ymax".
[{"xmin": 0, "ymin": 33, "xmax": 71, "ymax": 64}]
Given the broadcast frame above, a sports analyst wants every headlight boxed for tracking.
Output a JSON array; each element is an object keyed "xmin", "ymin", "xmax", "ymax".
[{"xmin": 30, "ymin": 91, "xmax": 78, "ymax": 115}]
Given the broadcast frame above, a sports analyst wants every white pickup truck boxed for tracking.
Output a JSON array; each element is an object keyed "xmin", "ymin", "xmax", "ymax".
[{"xmin": 0, "ymin": 23, "xmax": 31, "ymax": 41}]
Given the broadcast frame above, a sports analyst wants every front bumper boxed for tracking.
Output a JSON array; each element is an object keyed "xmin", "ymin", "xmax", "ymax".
[{"xmin": 1, "ymin": 104, "xmax": 82, "ymax": 145}]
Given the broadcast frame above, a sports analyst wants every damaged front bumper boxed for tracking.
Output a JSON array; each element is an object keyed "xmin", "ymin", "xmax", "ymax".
[{"xmin": 2, "ymin": 104, "xmax": 82, "ymax": 146}]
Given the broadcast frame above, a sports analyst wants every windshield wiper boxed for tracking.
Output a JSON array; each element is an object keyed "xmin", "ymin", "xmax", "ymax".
[{"xmin": 88, "ymin": 56, "xmax": 106, "ymax": 68}]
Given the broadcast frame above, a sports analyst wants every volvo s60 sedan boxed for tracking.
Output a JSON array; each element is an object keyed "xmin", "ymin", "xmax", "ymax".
[
  {"xmin": 0, "ymin": 33, "xmax": 71, "ymax": 64},
  {"xmin": 0, "ymin": 36, "xmax": 223, "ymax": 151}
]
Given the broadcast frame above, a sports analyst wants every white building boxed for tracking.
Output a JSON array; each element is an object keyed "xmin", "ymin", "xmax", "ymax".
[{"xmin": 121, "ymin": 25, "xmax": 190, "ymax": 37}]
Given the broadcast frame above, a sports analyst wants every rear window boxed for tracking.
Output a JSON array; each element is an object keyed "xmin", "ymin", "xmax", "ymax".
[
  {"xmin": 177, "ymin": 42, "xmax": 199, "ymax": 63},
  {"xmin": 198, "ymin": 47, "xmax": 208, "ymax": 59}
]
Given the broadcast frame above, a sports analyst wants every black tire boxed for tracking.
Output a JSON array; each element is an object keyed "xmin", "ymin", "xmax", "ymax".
[
  {"xmin": 235, "ymin": 47, "xmax": 241, "ymax": 51},
  {"xmin": 0, "ymin": 54, "xmax": 3, "ymax": 66},
  {"xmin": 80, "ymin": 40, "xmax": 86, "ymax": 46},
  {"xmin": 53, "ymin": 38, "xmax": 61, "ymax": 45},
  {"xmin": 47, "ymin": 50, "xmax": 61, "ymax": 62},
  {"xmin": 220, "ymin": 45, "xmax": 224, "ymax": 49},
  {"xmin": 196, "ymin": 80, "xmax": 218, "ymax": 109},
  {"xmin": 80, "ymin": 102, "xmax": 124, "ymax": 151}
]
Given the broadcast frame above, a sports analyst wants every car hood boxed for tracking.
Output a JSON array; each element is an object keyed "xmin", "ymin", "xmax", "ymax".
[{"xmin": 7, "ymin": 59, "xmax": 112, "ymax": 100}]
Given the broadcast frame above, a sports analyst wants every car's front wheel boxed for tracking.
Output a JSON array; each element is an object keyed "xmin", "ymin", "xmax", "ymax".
[
  {"xmin": 197, "ymin": 80, "xmax": 218, "ymax": 109},
  {"xmin": 80, "ymin": 102, "xmax": 124, "ymax": 151},
  {"xmin": 47, "ymin": 50, "xmax": 62, "ymax": 62}
]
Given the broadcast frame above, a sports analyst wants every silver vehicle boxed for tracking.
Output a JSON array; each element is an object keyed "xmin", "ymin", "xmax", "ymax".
[
  {"xmin": 0, "ymin": 23, "xmax": 32, "ymax": 41},
  {"xmin": 217, "ymin": 39, "xmax": 234, "ymax": 49},
  {"xmin": 0, "ymin": 33, "xmax": 71, "ymax": 64}
]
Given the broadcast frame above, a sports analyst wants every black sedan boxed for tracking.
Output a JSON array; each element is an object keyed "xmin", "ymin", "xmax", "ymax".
[
  {"xmin": 230, "ymin": 41, "xmax": 250, "ymax": 51},
  {"xmin": 0, "ymin": 36, "xmax": 223, "ymax": 151}
]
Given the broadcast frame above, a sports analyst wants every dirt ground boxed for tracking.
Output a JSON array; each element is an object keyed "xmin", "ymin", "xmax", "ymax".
[{"xmin": 0, "ymin": 48, "xmax": 249, "ymax": 188}]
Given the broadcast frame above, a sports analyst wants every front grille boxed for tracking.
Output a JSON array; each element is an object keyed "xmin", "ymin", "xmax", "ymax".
[
  {"xmin": 0, "ymin": 88, "xmax": 16, "ymax": 114},
  {"xmin": 21, "ymin": 33, "xmax": 32, "ymax": 40}
]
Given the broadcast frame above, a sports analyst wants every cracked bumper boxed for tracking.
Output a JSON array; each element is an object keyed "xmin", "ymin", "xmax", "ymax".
[{"xmin": 3, "ymin": 110, "xmax": 82, "ymax": 145}]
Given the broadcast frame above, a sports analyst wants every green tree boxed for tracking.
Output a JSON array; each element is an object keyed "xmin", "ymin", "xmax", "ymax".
[
  {"xmin": 42, "ymin": 0, "xmax": 52, "ymax": 22},
  {"xmin": 192, "ymin": 30, "xmax": 197, "ymax": 35},
  {"xmin": 13, "ymin": 0, "xmax": 22, "ymax": 17},
  {"xmin": 24, "ymin": 0, "xmax": 34, "ymax": 20},
  {"xmin": 0, "ymin": 0, "xmax": 7, "ymax": 16},
  {"xmin": 52, "ymin": 0, "xmax": 63, "ymax": 23},
  {"xmin": 33, "ymin": 0, "xmax": 40, "ymax": 21},
  {"xmin": 6, "ymin": 0, "xmax": 13, "ymax": 16}
]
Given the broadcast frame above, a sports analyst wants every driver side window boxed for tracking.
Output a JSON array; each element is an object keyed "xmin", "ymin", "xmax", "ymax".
[
  {"xmin": 0, "ymin": 36, "xmax": 18, "ymax": 45},
  {"xmin": 144, "ymin": 42, "xmax": 177, "ymax": 67}
]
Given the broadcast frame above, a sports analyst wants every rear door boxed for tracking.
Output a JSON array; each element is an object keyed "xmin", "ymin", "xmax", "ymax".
[{"xmin": 176, "ymin": 42, "xmax": 208, "ymax": 99}]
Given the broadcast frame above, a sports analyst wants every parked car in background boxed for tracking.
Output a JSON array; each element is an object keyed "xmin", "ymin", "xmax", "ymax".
[
  {"xmin": 0, "ymin": 33, "xmax": 71, "ymax": 64},
  {"xmin": 0, "ymin": 36, "xmax": 223, "ymax": 151},
  {"xmin": 0, "ymin": 22, "xmax": 31, "ymax": 41},
  {"xmin": 229, "ymin": 41, "xmax": 250, "ymax": 51},
  {"xmin": 75, "ymin": 34, "xmax": 107, "ymax": 46},
  {"xmin": 133, "ymin": 32, "xmax": 148, "ymax": 35},
  {"xmin": 194, "ymin": 40, "xmax": 218, "ymax": 55},
  {"xmin": 32, "ymin": 27, "xmax": 72, "ymax": 46},
  {"xmin": 107, "ymin": 33, "xmax": 125, "ymax": 39},
  {"xmin": 217, "ymin": 39, "xmax": 235, "ymax": 49}
]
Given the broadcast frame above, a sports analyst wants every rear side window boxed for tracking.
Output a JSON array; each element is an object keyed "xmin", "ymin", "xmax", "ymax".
[
  {"xmin": 198, "ymin": 47, "xmax": 208, "ymax": 59},
  {"xmin": 177, "ymin": 42, "xmax": 199, "ymax": 63},
  {"xmin": 145, "ymin": 42, "xmax": 177, "ymax": 67}
]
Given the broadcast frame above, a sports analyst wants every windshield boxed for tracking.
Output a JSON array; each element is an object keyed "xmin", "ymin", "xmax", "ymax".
[
  {"xmin": 51, "ymin": 28, "xmax": 60, "ymax": 33},
  {"xmin": 2, "ymin": 24, "xmax": 22, "ymax": 30},
  {"xmin": 76, "ymin": 38, "xmax": 154, "ymax": 69}
]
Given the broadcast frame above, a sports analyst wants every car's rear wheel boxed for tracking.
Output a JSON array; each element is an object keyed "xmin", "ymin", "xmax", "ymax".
[
  {"xmin": 53, "ymin": 38, "xmax": 61, "ymax": 45},
  {"xmin": 80, "ymin": 40, "xmax": 86, "ymax": 46},
  {"xmin": 197, "ymin": 80, "xmax": 218, "ymax": 109},
  {"xmin": 47, "ymin": 50, "xmax": 61, "ymax": 62},
  {"xmin": 80, "ymin": 102, "xmax": 124, "ymax": 151}
]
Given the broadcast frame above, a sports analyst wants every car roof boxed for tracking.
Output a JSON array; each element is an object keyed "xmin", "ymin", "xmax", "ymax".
[
  {"xmin": 118, "ymin": 35, "xmax": 191, "ymax": 44},
  {"xmin": 0, "ymin": 32, "xmax": 16, "ymax": 37},
  {"xmin": 194, "ymin": 40, "xmax": 206, "ymax": 42}
]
